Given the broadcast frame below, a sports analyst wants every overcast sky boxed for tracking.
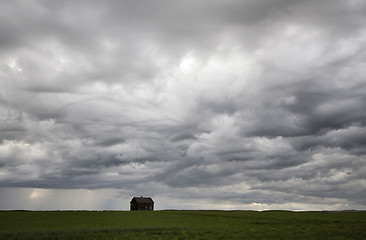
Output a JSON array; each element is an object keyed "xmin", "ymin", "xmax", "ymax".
[{"xmin": 1, "ymin": 0, "xmax": 366, "ymax": 211}]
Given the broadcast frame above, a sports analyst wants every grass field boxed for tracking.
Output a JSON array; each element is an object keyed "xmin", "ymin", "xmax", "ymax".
[{"xmin": 1, "ymin": 210, "xmax": 365, "ymax": 239}]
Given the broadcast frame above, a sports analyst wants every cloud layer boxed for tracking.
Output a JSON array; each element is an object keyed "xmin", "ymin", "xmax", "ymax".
[{"xmin": 1, "ymin": 0, "xmax": 366, "ymax": 210}]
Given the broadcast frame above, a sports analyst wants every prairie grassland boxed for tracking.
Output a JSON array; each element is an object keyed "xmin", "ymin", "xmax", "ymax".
[{"xmin": 0, "ymin": 210, "xmax": 365, "ymax": 239}]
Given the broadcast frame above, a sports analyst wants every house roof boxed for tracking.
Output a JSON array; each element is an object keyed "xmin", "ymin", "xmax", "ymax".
[{"xmin": 130, "ymin": 196, "xmax": 154, "ymax": 204}]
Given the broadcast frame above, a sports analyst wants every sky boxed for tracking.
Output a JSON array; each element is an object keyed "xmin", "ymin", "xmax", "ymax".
[{"xmin": 0, "ymin": 0, "xmax": 366, "ymax": 211}]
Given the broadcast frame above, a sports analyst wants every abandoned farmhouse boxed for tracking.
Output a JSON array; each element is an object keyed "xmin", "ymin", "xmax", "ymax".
[{"xmin": 130, "ymin": 196, "xmax": 154, "ymax": 211}]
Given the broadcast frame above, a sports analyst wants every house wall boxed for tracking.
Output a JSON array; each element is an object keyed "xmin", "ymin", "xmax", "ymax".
[{"xmin": 130, "ymin": 202, "xmax": 154, "ymax": 211}]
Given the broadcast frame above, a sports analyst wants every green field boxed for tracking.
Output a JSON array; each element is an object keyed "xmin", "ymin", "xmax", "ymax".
[{"xmin": 1, "ymin": 210, "xmax": 365, "ymax": 239}]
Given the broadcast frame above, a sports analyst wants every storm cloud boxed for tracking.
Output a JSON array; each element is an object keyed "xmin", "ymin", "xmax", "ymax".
[{"xmin": 0, "ymin": 0, "xmax": 366, "ymax": 210}]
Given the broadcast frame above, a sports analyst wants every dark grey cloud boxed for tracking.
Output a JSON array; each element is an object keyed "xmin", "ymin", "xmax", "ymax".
[{"xmin": 1, "ymin": 0, "xmax": 366, "ymax": 210}]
